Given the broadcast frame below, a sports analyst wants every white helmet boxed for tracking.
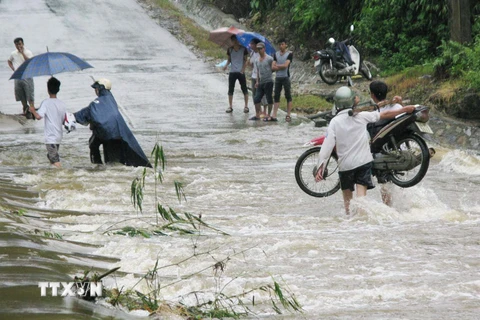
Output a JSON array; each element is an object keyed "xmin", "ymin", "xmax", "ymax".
[
  {"xmin": 91, "ymin": 78, "xmax": 112, "ymax": 90},
  {"xmin": 334, "ymin": 86, "xmax": 355, "ymax": 111}
]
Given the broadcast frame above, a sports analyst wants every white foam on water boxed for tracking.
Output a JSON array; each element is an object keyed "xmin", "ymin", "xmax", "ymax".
[
  {"xmin": 437, "ymin": 149, "xmax": 480, "ymax": 175},
  {"xmin": 350, "ymin": 185, "xmax": 470, "ymax": 223}
]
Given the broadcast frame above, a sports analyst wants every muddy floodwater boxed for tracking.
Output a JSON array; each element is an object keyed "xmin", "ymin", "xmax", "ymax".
[{"xmin": 1, "ymin": 0, "xmax": 480, "ymax": 319}]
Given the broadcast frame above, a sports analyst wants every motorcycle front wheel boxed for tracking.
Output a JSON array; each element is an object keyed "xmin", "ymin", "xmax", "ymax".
[
  {"xmin": 319, "ymin": 61, "xmax": 339, "ymax": 85},
  {"xmin": 295, "ymin": 147, "xmax": 341, "ymax": 197},
  {"xmin": 390, "ymin": 134, "xmax": 430, "ymax": 188},
  {"xmin": 360, "ymin": 61, "xmax": 372, "ymax": 80}
]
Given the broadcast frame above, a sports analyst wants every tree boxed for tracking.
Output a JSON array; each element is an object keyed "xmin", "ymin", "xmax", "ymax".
[{"xmin": 449, "ymin": 0, "xmax": 472, "ymax": 43}]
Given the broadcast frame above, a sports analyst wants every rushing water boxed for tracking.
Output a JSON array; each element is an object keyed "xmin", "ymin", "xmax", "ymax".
[{"xmin": 1, "ymin": 0, "xmax": 480, "ymax": 319}]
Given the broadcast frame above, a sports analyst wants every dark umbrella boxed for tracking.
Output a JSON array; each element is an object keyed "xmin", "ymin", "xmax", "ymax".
[
  {"xmin": 10, "ymin": 51, "xmax": 93, "ymax": 80},
  {"xmin": 236, "ymin": 32, "xmax": 276, "ymax": 56}
]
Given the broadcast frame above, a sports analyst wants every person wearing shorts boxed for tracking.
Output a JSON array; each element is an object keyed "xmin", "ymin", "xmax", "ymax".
[
  {"xmin": 315, "ymin": 86, "xmax": 416, "ymax": 214},
  {"xmin": 339, "ymin": 162, "xmax": 375, "ymax": 191},
  {"xmin": 251, "ymin": 42, "xmax": 274, "ymax": 121},
  {"xmin": 7, "ymin": 37, "xmax": 35, "ymax": 119},
  {"xmin": 224, "ymin": 35, "xmax": 249, "ymax": 114},
  {"xmin": 46, "ymin": 144, "xmax": 61, "ymax": 167},
  {"xmin": 248, "ymin": 38, "xmax": 268, "ymax": 117},
  {"xmin": 29, "ymin": 77, "xmax": 67, "ymax": 168},
  {"xmin": 271, "ymin": 39, "xmax": 293, "ymax": 122}
]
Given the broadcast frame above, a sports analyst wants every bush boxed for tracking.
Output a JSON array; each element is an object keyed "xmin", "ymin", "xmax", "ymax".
[
  {"xmin": 433, "ymin": 34, "xmax": 480, "ymax": 90},
  {"xmin": 355, "ymin": 0, "xmax": 449, "ymax": 72}
]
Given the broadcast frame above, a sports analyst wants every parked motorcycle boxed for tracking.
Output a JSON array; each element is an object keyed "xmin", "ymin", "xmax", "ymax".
[
  {"xmin": 313, "ymin": 25, "xmax": 372, "ymax": 86},
  {"xmin": 295, "ymin": 105, "xmax": 433, "ymax": 198}
]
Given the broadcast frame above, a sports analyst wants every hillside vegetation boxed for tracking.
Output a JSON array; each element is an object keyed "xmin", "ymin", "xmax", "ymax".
[
  {"xmin": 146, "ymin": 0, "xmax": 479, "ymax": 119},
  {"xmin": 215, "ymin": 0, "xmax": 480, "ymax": 119}
]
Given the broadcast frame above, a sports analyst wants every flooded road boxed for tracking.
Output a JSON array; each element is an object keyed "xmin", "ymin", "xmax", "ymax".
[{"xmin": 1, "ymin": 0, "xmax": 480, "ymax": 319}]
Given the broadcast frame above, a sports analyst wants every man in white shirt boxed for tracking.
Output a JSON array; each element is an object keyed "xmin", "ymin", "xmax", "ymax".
[
  {"xmin": 29, "ymin": 77, "xmax": 66, "ymax": 168},
  {"xmin": 7, "ymin": 37, "xmax": 35, "ymax": 119},
  {"xmin": 367, "ymin": 81, "xmax": 403, "ymax": 140},
  {"xmin": 315, "ymin": 86, "xmax": 415, "ymax": 214},
  {"xmin": 367, "ymin": 80, "xmax": 405, "ymax": 206}
]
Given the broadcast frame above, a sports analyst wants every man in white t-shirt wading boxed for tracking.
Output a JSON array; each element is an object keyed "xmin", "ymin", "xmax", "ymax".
[
  {"xmin": 29, "ymin": 77, "xmax": 67, "ymax": 168},
  {"xmin": 315, "ymin": 86, "xmax": 415, "ymax": 215},
  {"xmin": 7, "ymin": 37, "xmax": 35, "ymax": 119}
]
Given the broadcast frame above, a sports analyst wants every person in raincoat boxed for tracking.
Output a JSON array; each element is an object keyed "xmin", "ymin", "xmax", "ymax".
[{"xmin": 74, "ymin": 78, "xmax": 151, "ymax": 167}]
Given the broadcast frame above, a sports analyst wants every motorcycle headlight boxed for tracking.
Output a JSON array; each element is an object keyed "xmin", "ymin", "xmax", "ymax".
[
  {"xmin": 415, "ymin": 107, "xmax": 430, "ymax": 123},
  {"xmin": 319, "ymin": 51, "xmax": 330, "ymax": 59}
]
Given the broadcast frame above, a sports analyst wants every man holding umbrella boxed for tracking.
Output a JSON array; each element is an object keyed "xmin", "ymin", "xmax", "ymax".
[
  {"xmin": 224, "ymin": 35, "xmax": 249, "ymax": 114},
  {"xmin": 7, "ymin": 37, "xmax": 35, "ymax": 119}
]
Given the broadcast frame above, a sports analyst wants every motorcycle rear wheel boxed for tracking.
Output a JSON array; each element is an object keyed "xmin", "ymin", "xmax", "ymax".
[
  {"xmin": 319, "ymin": 61, "xmax": 339, "ymax": 85},
  {"xmin": 360, "ymin": 61, "xmax": 372, "ymax": 80},
  {"xmin": 295, "ymin": 147, "xmax": 341, "ymax": 197},
  {"xmin": 389, "ymin": 134, "xmax": 430, "ymax": 188}
]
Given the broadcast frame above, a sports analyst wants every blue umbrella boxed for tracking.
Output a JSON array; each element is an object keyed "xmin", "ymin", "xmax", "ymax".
[
  {"xmin": 236, "ymin": 32, "xmax": 276, "ymax": 56},
  {"xmin": 9, "ymin": 51, "xmax": 93, "ymax": 80}
]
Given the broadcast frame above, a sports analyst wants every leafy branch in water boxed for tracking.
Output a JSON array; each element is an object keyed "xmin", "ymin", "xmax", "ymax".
[
  {"xmin": 104, "ymin": 246, "xmax": 303, "ymax": 318},
  {"xmin": 130, "ymin": 169, "xmax": 146, "ymax": 214},
  {"xmin": 99, "ymin": 143, "xmax": 302, "ymax": 317},
  {"xmin": 120, "ymin": 142, "xmax": 227, "ymax": 236},
  {"xmin": 33, "ymin": 228, "xmax": 63, "ymax": 239}
]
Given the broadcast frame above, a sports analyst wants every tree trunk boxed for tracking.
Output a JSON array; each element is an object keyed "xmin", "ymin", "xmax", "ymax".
[{"xmin": 449, "ymin": 0, "xmax": 472, "ymax": 43}]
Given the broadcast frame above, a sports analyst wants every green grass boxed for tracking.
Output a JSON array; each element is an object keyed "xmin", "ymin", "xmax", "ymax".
[
  {"xmin": 283, "ymin": 94, "xmax": 331, "ymax": 115},
  {"xmin": 153, "ymin": 0, "xmax": 225, "ymax": 60},
  {"xmin": 385, "ymin": 64, "xmax": 435, "ymax": 99}
]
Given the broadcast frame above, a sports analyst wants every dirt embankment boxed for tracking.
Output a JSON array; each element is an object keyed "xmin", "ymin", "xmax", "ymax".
[{"xmin": 138, "ymin": 0, "xmax": 480, "ymax": 151}]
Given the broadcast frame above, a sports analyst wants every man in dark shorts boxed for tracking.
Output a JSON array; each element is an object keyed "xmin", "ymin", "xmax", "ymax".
[
  {"xmin": 247, "ymin": 38, "xmax": 268, "ymax": 117},
  {"xmin": 315, "ymin": 86, "xmax": 415, "ymax": 214},
  {"xmin": 252, "ymin": 42, "xmax": 274, "ymax": 121},
  {"xmin": 271, "ymin": 38, "xmax": 293, "ymax": 122},
  {"xmin": 7, "ymin": 37, "xmax": 35, "ymax": 119},
  {"xmin": 223, "ymin": 35, "xmax": 249, "ymax": 114}
]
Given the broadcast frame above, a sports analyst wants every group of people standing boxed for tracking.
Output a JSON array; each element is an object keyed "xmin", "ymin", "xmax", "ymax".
[
  {"xmin": 7, "ymin": 38, "xmax": 151, "ymax": 169},
  {"xmin": 224, "ymin": 35, "xmax": 293, "ymax": 122}
]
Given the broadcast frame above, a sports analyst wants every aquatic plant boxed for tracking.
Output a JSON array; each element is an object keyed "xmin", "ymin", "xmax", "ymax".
[
  {"xmin": 104, "ymin": 248, "xmax": 302, "ymax": 318},
  {"xmin": 100, "ymin": 143, "xmax": 303, "ymax": 317},
  {"xmin": 105, "ymin": 142, "xmax": 227, "ymax": 237}
]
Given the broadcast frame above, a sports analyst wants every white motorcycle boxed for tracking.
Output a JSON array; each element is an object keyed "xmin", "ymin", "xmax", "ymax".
[{"xmin": 313, "ymin": 25, "xmax": 372, "ymax": 86}]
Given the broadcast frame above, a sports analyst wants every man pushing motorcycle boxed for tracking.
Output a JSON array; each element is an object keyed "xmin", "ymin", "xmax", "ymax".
[{"xmin": 315, "ymin": 86, "xmax": 416, "ymax": 215}]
